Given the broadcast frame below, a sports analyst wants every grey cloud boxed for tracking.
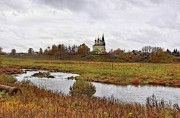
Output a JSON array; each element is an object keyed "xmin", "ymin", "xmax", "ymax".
[
  {"xmin": 39, "ymin": 0, "xmax": 88, "ymax": 11},
  {"xmin": 39, "ymin": 36, "xmax": 53, "ymax": 40},
  {"xmin": 149, "ymin": 13, "xmax": 180, "ymax": 30},
  {"xmin": 0, "ymin": 0, "xmax": 180, "ymax": 52},
  {"xmin": 150, "ymin": 0, "xmax": 164, "ymax": 4},
  {"xmin": 37, "ymin": 0, "xmax": 108, "ymax": 19},
  {"xmin": 0, "ymin": 0, "xmax": 30, "ymax": 12}
]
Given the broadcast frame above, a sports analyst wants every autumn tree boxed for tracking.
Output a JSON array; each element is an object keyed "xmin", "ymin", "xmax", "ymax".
[
  {"xmin": 78, "ymin": 44, "xmax": 89, "ymax": 55},
  {"xmin": 132, "ymin": 53, "xmax": 142, "ymax": 62},
  {"xmin": 43, "ymin": 44, "xmax": 66, "ymax": 56},
  {"xmin": 46, "ymin": 44, "xmax": 58, "ymax": 55},
  {"xmin": 55, "ymin": 44, "xmax": 66, "ymax": 55},
  {"xmin": 43, "ymin": 49, "xmax": 48, "ymax": 54},
  {"xmin": 112, "ymin": 48, "xmax": 124, "ymax": 56},
  {"xmin": 51, "ymin": 45, "xmax": 58, "ymax": 54},
  {"xmin": 150, "ymin": 50, "xmax": 173, "ymax": 63},
  {"xmin": 122, "ymin": 52, "xmax": 132, "ymax": 62}
]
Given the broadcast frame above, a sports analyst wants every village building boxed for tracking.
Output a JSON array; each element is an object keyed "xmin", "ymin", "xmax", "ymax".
[{"xmin": 93, "ymin": 34, "xmax": 106, "ymax": 54}]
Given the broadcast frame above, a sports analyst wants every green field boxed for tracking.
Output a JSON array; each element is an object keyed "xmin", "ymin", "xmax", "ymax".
[{"xmin": 2, "ymin": 57, "xmax": 180, "ymax": 87}]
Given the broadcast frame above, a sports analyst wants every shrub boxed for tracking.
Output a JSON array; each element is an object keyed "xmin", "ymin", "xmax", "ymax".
[
  {"xmin": 150, "ymin": 51, "xmax": 173, "ymax": 63},
  {"xmin": 69, "ymin": 80, "xmax": 96, "ymax": 97},
  {"xmin": 0, "ymin": 74, "xmax": 17, "ymax": 84},
  {"xmin": 0, "ymin": 90, "xmax": 6, "ymax": 96}
]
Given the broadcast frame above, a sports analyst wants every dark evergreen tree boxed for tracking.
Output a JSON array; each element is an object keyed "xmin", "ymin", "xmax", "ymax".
[
  {"xmin": 39, "ymin": 48, "xmax": 43, "ymax": 54},
  {"xmin": 166, "ymin": 49, "xmax": 171, "ymax": 54}
]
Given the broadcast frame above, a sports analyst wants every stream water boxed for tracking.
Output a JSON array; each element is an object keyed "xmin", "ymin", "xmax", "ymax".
[{"xmin": 15, "ymin": 70, "xmax": 180, "ymax": 105}]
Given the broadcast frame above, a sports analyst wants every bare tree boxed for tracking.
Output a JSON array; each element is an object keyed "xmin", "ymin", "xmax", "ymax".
[
  {"xmin": 11, "ymin": 49, "xmax": 16, "ymax": 56},
  {"xmin": 142, "ymin": 46, "xmax": 163, "ymax": 53},
  {"xmin": 28, "ymin": 48, "xmax": 34, "ymax": 54}
]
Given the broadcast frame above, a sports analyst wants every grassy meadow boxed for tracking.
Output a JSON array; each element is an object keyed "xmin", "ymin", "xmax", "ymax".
[{"xmin": 1, "ymin": 57, "xmax": 180, "ymax": 87}]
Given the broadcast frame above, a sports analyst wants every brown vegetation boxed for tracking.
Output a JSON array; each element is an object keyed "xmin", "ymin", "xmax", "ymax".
[
  {"xmin": 0, "ymin": 84, "xmax": 22, "ymax": 96},
  {"xmin": 0, "ymin": 66, "xmax": 23, "ymax": 75},
  {"xmin": 0, "ymin": 82, "xmax": 179, "ymax": 118}
]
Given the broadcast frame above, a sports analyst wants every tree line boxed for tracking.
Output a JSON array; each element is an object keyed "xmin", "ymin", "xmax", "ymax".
[
  {"xmin": 0, "ymin": 43, "xmax": 89, "ymax": 56},
  {"xmin": 110, "ymin": 46, "xmax": 179, "ymax": 63},
  {"xmin": 0, "ymin": 45, "xmax": 179, "ymax": 63}
]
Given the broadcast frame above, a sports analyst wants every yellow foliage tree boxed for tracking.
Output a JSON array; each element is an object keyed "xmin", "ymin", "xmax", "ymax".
[
  {"xmin": 78, "ymin": 44, "xmax": 89, "ymax": 55},
  {"xmin": 123, "ymin": 52, "xmax": 132, "ymax": 61},
  {"xmin": 150, "ymin": 50, "xmax": 173, "ymax": 63}
]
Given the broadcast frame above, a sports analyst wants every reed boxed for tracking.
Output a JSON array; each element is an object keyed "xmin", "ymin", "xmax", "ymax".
[{"xmin": 0, "ymin": 80, "xmax": 179, "ymax": 118}]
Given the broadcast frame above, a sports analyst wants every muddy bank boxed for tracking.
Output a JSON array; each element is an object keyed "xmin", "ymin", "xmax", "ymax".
[{"xmin": 0, "ymin": 66, "xmax": 23, "ymax": 74}]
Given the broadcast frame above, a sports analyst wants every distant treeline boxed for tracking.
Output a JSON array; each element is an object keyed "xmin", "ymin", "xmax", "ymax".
[{"xmin": 0, "ymin": 45, "xmax": 179, "ymax": 63}]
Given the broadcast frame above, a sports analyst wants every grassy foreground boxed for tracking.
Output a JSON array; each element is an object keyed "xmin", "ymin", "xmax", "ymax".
[
  {"xmin": 0, "ymin": 74, "xmax": 179, "ymax": 118},
  {"xmin": 2, "ymin": 57, "xmax": 180, "ymax": 87}
]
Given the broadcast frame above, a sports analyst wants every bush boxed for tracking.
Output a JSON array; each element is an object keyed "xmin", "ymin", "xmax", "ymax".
[
  {"xmin": 0, "ymin": 74, "xmax": 17, "ymax": 84},
  {"xmin": 69, "ymin": 80, "xmax": 96, "ymax": 97},
  {"xmin": 150, "ymin": 51, "xmax": 173, "ymax": 63},
  {"xmin": 0, "ymin": 90, "xmax": 6, "ymax": 97}
]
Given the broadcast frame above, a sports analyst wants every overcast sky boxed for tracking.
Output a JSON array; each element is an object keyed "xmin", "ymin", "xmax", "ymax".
[{"xmin": 0, "ymin": 0, "xmax": 180, "ymax": 52}]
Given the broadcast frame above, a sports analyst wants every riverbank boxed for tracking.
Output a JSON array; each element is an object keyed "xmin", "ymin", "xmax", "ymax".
[{"xmin": 1, "ymin": 57, "xmax": 180, "ymax": 87}]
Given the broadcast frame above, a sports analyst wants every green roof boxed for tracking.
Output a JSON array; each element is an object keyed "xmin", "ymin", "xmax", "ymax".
[{"xmin": 94, "ymin": 48, "xmax": 100, "ymax": 52}]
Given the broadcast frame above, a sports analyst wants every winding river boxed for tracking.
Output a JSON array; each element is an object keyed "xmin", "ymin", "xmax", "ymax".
[{"xmin": 15, "ymin": 70, "xmax": 180, "ymax": 105}]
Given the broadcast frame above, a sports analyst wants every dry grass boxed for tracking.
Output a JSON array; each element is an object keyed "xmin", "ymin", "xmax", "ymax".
[{"xmin": 0, "ymin": 82, "xmax": 179, "ymax": 118}]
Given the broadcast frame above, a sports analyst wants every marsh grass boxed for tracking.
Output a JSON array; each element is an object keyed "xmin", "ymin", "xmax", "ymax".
[
  {"xmin": 0, "ymin": 81, "xmax": 179, "ymax": 118},
  {"xmin": 0, "ymin": 74, "xmax": 17, "ymax": 84},
  {"xmin": 2, "ymin": 57, "xmax": 180, "ymax": 87}
]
